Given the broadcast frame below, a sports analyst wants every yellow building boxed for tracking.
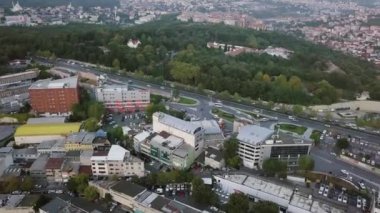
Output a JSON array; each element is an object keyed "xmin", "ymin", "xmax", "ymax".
[{"xmin": 14, "ymin": 123, "xmax": 81, "ymax": 145}]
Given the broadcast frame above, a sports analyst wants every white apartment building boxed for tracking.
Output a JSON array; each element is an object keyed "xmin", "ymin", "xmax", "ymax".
[
  {"xmin": 95, "ymin": 85, "xmax": 150, "ymax": 112},
  {"xmin": 152, "ymin": 112, "xmax": 205, "ymax": 158},
  {"xmin": 237, "ymin": 125, "xmax": 312, "ymax": 169},
  {"xmin": 91, "ymin": 145, "xmax": 145, "ymax": 177},
  {"xmin": 237, "ymin": 125, "xmax": 274, "ymax": 169}
]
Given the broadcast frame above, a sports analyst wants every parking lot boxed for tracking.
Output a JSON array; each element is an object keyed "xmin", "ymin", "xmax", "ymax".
[{"xmin": 314, "ymin": 181, "xmax": 370, "ymax": 212}]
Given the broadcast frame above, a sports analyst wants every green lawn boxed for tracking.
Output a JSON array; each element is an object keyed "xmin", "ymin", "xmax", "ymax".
[
  {"xmin": 278, "ymin": 124, "xmax": 307, "ymax": 135},
  {"xmin": 212, "ymin": 108, "xmax": 235, "ymax": 122},
  {"xmin": 178, "ymin": 96, "xmax": 197, "ymax": 105},
  {"xmin": 310, "ymin": 130, "xmax": 322, "ymax": 142}
]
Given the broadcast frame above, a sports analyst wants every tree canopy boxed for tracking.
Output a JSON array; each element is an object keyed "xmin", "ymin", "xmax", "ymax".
[
  {"xmin": 223, "ymin": 138, "xmax": 241, "ymax": 169},
  {"xmin": 226, "ymin": 193, "xmax": 249, "ymax": 213},
  {"xmin": 262, "ymin": 158, "xmax": 287, "ymax": 178},
  {"xmin": 0, "ymin": 18, "xmax": 379, "ymax": 105},
  {"xmin": 298, "ymin": 155, "xmax": 315, "ymax": 171}
]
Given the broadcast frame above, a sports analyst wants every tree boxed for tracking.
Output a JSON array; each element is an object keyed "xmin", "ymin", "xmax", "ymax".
[
  {"xmin": 107, "ymin": 126, "xmax": 124, "ymax": 143},
  {"xmin": 246, "ymin": 35, "xmax": 258, "ymax": 48},
  {"xmin": 250, "ymin": 201, "xmax": 278, "ymax": 213},
  {"xmin": 226, "ymin": 193, "xmax": 249, "ymax": 213},
  {"xmin": 298, "ymin": 155, "xmax": 315, "ymax": 171},
  {"xmin": 67, "ymin": 174, "xmax": 89, "ymax": 194},
  {"xmin": 145, "ymin": 103, "xmax": 166, "ymax": 123},
  {"xmin": 336, "ymin": 138, "xmax": 349, "ymax": 150},
  {"xmin": 292, "ymin": 105, "xmax": 303, "ymax": 116},
  {"xmin": 5, "ymin": 176, "xmax": 20, "ymax": 193},
  {"xmin": 104, "ymin": 193, "xmax": 112, "ymax": 203},
  {"xmin": 191, "ymin": 177, "xmax": 218, "ymax": 206},
  {"xmin": 172, "ymin": 88, "xmax": 180, "ymax": 99},
  {"xmin": 262, "ymin": 158, "xmax": 287, "ymax": 177},
  {"xmin": 20, "ymin": 176, "xmax": 34, "ymax": 191},
  {"xmin": 83, "ymin": 117, "xmax": 99, "ymax": 131},
  {"xmin": 223, "ymin": 138, "xmax": 241, "ymax": 169},
  {"xmin": 112, "ymin": 58, "xmax": 120, "ymax": 69},
  {"xmin": 169, "ymin": 61, "xmax": 200, "ymax": 84},
  {"xmin": 84, "ymin": 186, "xmax": 99, "ymax": 201},
  {"xmin": 87, "ymin": 102, "xmax": 105, "ymax": 120}
]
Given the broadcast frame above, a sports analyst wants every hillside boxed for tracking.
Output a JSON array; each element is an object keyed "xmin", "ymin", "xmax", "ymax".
[{"xmin": 0, "ymin": 17, "xmax": 379, "ymax": 105}]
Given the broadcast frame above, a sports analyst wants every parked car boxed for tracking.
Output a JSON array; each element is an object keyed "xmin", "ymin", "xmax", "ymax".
[
  {"xmin": 323, "ymin": 186, "xmax": 329, "ymax": 197},
  {"xmin": 343, "ymin": 195, "xmax": 348, "ymax": 204},
  {"xmin": 318, "ymin": 185, "xmax": 324, "ymax": 195},
  {"xmin": 338, "ymin": 194, "xmax": 342, "ymax": 202},
  {"xmin": 357, "ymin": 197, "xmax": 362, "ymax": 208}
]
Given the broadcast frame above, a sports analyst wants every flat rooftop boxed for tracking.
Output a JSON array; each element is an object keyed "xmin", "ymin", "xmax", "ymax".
[
  {"xmin": 29, "ymin": 76, "xmax": 78, "ymax": 89},
  {"xmin": 154, "ymin": 112, "xmax": 202, "ymax": 134},
  {"xmin": 237, "ymin": 125, "xmax": 274, "ymax": 146},
  {"xmin": 66, "ymin": 132, "xmax": 96, "ymax": 144},
  {"xmin": 191, "ymin": 119, "xmax": 223, "ymax": 135},
  {"xmin": 27, "ymin": 117, "xmax": 66, "ymax": 124},
  {"xmin": 14, "ymin": 123, "xmax": 81, "ymax": 137}
]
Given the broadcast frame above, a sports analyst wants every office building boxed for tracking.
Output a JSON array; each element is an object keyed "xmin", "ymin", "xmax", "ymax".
[
  {"xmin": 0, "ymin": 147, "xmax": 14, "ymax": 176},
  {"xmin": 204, "ymin": 146, "xmax": 225, "ymax": 169},
  {"xmin": 91, "ymin": 145, "xmax": 145, "ymax": 177},
  {"xmin": 237, "ymin": 125, "xmax": 311, "ymax": 169},
  {"xmin": 191, "ymin": 119, "xmax": 224, "ymax": 148},
  {"xmin": 29, "ymin": 76, "xmax": 79, "ymax": 115},
  {"xmin": 214, "ymin": 174, "xmax": 345, "ymax": 213},
  {"xmin": 95, "ymin": 85, "xmax": 150, "ymax": 112},
  {"xmin": 153, "ymin": 112, "xmax": 204, "ymax": 158},
  {"xmin": 0, "ymin": 69, "xmax": 39, "ymax": 98}
]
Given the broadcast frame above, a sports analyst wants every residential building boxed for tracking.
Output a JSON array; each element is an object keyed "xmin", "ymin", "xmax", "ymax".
[
  {"xmin": 0, "ymin": 147, "xmax": 14, "ymax": 176},
  {"xmin": 152, "ymin": 112, "xmax": 205, "ymax": 158},
  {"xmin": 0, "ymin": 194, "xmax": 37, "ymax": 213},
  {"xmin": 214, "ymin": 174, "xmax": 345, "ymax": 213},
  {"xmin": 13, "ymin": 147, "xmax": 38, "ymax": 160},
  {"xmin": 236, "ymin": 125, "xmax": 312, "ymax": 169},
  {"xmin": 91, "ymin": 145, "xmax": 145, "ymax": 177},
  {"xmin": 45, "ymin": 158, "xmax": 65, "ymax": 182},
  {"xmin": 127, "ymin": 39, "xmax": 141, "ymax": 48},
  {"xmin": 95, "ymin": 85, "xmax": 150, "ymax": 112},
  {"xmin": 204, "ymin": 146, "xmax": 225, "ymax": 169},
  {"xmin": 36, "ymin": 139, "xmax": 66, "ymax": 156},
  {"xmin": 14, "ymin": 123, "xmax": 81, "ymax": 145},
  {"xmin": 64, "ymin": 132, "xmax": 96, "ymax": 151},
  {"xmin": 29, "ymin": 76, "xmax": 79, "ymax": 115},
  {"xmin": 93, "ymin": 181, "xmax": 202, "ymax": 213}
]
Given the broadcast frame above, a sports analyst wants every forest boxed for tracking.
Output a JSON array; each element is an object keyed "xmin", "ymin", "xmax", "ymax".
[{"xmin": 0, "ymin": 16, "xmax": 379, "ymax": 105}]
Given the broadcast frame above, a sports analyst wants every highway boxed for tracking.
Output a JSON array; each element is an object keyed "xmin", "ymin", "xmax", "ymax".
[{"xmin": 33, "ymin": 57, "xmax": 380, "ymax": 189}]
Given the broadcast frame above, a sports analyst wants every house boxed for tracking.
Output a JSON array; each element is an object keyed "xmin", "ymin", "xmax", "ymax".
[{"xmin": 127, "ymin": 39, "xmax": 141, "ymax": 48}]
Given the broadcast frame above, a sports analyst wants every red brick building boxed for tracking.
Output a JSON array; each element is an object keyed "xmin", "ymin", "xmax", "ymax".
[{"xmin": 29, "ymin": 76, "xmax": 79, "ymax": 115}]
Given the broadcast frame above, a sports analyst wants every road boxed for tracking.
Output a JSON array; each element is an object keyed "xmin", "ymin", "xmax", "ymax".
[{"xmin": 33, "ymin": 57, "xmax": 380, "ymax": 187}]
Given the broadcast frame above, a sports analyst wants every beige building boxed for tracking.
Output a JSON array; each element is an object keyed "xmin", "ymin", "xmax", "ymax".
[{"xmin": 91, "ymin": 145, "xmax": 144, "ymax": 177}]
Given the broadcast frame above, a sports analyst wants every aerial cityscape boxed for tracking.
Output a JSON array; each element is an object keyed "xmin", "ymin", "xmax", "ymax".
[{"xmin": 0, "ymin": 0, "xmax": 380, "ymax": 213}]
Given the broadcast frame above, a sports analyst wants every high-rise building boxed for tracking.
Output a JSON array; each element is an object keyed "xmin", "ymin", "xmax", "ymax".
[
  {"xmin": 29, "ymin": 76, "xmax": 79, "ymax": 115},
  {"xmin": 237, "ymin": 125, "xmax": 312, "ymax": 169},
  {"xmin": 95, "ymin": 85, "xmax": 150, "ymax": 112}
]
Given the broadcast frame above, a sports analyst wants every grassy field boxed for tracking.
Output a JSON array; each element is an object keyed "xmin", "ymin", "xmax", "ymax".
[
  {"xmin": 212, "ymin": 108, "xmax": 235, "ymax": 122},
  {"xmin": 310, "ymin": 130, "xmax": 322, "ymax": 142},
  {"xmin": 278, "ymin": 123, "xmax": 307, "ymax": 135},
  {"xmin": 178, "ymin": 96, "xmax": 197, "ymax": 105},
  {"xmin": 0, "ymin": 113, "xmax": 33, "ymax": 123}
]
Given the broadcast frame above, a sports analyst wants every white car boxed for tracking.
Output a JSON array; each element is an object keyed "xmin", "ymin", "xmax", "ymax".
[
  {"xmin": 323, "ymin": 186, "xmax": 329, "ymax": 197},
  {"xmin": 318, "ymin": 185, "xmax": 324, "ymax": 194},
  {"xmin": 362, "ymin": 198, "xmax": 367, "ymax": 209},
  {"xmin": 343, "ymin": 195, "xmax": 348, "ymax": 204},
  {"xmin": 340, "ymin": 169, "xmax": 349, "ymax": 175},
  {"xmin": 359, "ymin": 181, "xmax": 366, "ymax": 190},
  {"xmin": 338, "ymin": 194, "xmax": 343, "ymax": 202},
  {"xmin": 357, "ymin": 197, "xmax": 362, "ymax": 208}
]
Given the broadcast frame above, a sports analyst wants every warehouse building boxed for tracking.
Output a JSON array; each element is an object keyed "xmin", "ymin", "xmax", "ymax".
[{"xmin": 14, "ymin": 123, "xmax": 81, "ymax": 145}]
